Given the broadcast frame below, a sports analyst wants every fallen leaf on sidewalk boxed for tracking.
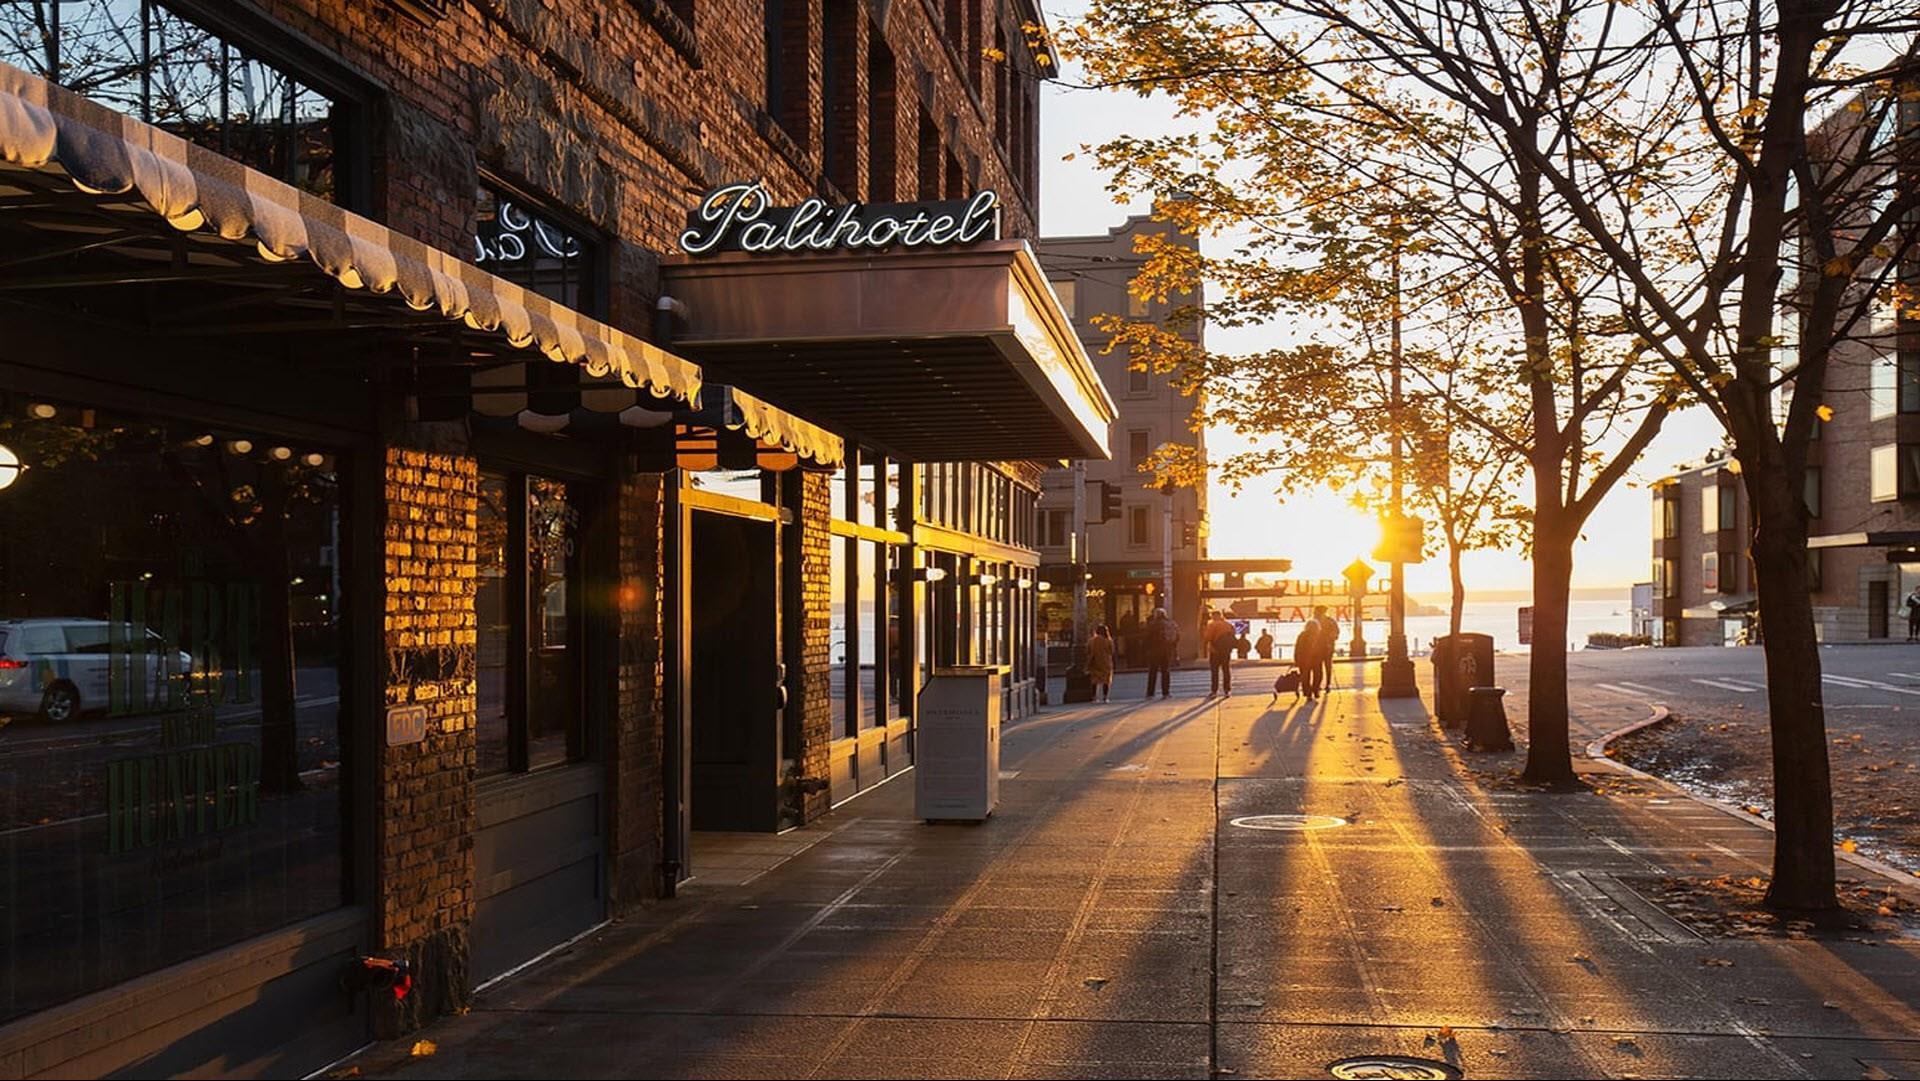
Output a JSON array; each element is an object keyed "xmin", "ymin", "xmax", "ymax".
[
  {"xmin": 1700, "ymin": 957, "xmax": 1734, "ymax": 967},
  {"xmin": 410, "ymin": 1040, "xmax": 437, "ymax": 1058},
  {"xmin": 1082, "ymin": 976, "xmax": 1109, "ymax": 990},
  {"xmin": 1430, "ymin": 897, "xmax": 1446, "ymax": 907},
  {"xmin": 1840, "ymin": 839, "xmax": 1859, "ymax": 853}
]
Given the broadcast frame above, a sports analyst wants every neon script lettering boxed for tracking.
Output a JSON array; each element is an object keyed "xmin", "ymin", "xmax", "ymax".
[{"xmin": 681, "ymin": 182, "xmax": 1001, "ymax": 255}]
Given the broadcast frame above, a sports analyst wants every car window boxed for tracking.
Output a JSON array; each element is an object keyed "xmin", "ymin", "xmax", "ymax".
[
  {"xmin": 63, "ymin": 625, "xmax": 112, "ymax": 654},
  {"xmin": 0, "ymin": 629, "xmax": 8, "ymax": 653},
  {"xmin": 18, "ymin": 626, "xmax": 65, "ymax": 654}
]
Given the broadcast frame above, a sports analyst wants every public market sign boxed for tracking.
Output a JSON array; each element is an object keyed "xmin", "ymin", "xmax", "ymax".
[{"xmin": 681, "ymin": 181, "xmax": 1001, "ymax": 255}]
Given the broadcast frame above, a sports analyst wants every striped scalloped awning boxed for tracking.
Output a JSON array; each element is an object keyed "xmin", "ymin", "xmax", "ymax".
[
  {"xmin": 732, "ymin": 386, "xmax": 843, "ymax": 467},
  {"xmin": 0, "ymin": 59, "xmax": 701, "ymax": 404}
]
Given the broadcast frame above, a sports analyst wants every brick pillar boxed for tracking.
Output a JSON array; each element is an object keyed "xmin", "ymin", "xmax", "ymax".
[
  {"xmin": 796, "ymin": 470, "xmax": 835, "ymax": 820},
  {"xmin": 608, "ymin": 471, "xmax": 667, "ymax": 909},
  {"xmin": 377, "ymin": 446, "xmax": 478, "ymax": 1035}
]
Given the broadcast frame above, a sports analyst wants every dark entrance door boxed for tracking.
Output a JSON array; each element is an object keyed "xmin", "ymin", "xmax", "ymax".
[
  {"xmin": 1871, "ymin": 580, "xmax": 1891, "ymax": 639},
  {"xmin": 690, "ymin": 513, "xmax": 781, "ymax": 831}
]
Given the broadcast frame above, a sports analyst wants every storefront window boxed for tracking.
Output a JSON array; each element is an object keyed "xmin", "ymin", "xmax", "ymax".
[
  {"xmin": 829, "ymin": 533, "xmax": 849, "ymax": 735},
  {"xmin": 857, "ymin": 454, "xmax": 878, "ymax": 527},
  {"xmin": 829, "ymin": 465, "xmax": 849, "ymax": 522},
  {"xmin": 857, "ymin": 540, "xmax": 878, "ymax": 728},
  {"xmin": 0, "ymin": 1, "xmax": 342, "ymax": 201},
  {"xmin": 690, "ymin": 469, "xmax": 765, "ymax": 502},
  {"xmin": 888, "ymin": 547, "xmax": 906, "ymax": 718},
  {"xmin": 475, "ymin": 471, "xmax": 585, "ymax": 776},
  {"xmin": 0, "ymin": 398, "xmax": 347, "ymax": 1021}
]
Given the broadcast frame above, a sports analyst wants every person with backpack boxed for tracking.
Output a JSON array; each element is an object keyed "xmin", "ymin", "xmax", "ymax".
[
  {"xmin": 1144, "ymin": 607, "xmax": 1178, "ymax": 699},
  {"xmin": 1294, "ymin": 619, "xmax": 1324, "ymax": 700}
]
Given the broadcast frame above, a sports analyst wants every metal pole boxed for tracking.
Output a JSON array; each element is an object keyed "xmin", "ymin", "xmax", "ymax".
[
  {"xmin": 1072, "ymin": 461, "xmax": 1088, "ymax": 642},
  {"xmin": 1162, "ymin": 486, "xmax": 1175, "ymax": 623},
  {"xmin": 1380, "ymin": 233, "xmax": 1419, "ymax": 698}
]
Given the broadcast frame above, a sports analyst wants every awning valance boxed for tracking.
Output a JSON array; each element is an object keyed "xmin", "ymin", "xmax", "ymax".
[
  {"xmin": 732, "ymin": 387, "xmax": 844, "ymax": 467},
  {"xmin": 0, "ymin": 59, "xmax": 701, "ymax": 404}
]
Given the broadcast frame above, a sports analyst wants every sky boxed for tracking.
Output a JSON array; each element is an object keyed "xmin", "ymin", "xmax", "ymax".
[{"xmin": 1033, "ymin": 3, "xmax": 1727, "ymax": 596}]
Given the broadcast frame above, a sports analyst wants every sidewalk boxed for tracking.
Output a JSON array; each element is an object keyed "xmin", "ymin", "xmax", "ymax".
[{"xmin": 338, "ymin": 668, "xmax": 1920, "ymax": 1080}]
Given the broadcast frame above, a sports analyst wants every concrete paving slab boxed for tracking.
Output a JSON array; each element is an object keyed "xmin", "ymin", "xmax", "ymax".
[{"xmin": 341, "ymin": 678, "xmax": 1920, "ymax": 1081}]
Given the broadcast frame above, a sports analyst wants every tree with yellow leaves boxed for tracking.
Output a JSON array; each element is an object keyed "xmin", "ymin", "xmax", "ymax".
[{"xmin": 1068, "ymin": 0, "xmax": 1920, "ymax": 912}]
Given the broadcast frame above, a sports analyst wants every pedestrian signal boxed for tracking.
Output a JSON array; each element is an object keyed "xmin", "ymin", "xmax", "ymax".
[{"xmin": 1372, "ymin": 514, "xmax": 1427, "ymax": 564}]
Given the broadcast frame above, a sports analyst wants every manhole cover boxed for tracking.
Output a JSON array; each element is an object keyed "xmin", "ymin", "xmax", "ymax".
[
  {"xmin": 1229, "ymin": 814, "xmax": 1348, "ymax": 831},
  {"xmin": 1326, "ymin": 1055, "xmax": 1462, "ymax": 1080}
]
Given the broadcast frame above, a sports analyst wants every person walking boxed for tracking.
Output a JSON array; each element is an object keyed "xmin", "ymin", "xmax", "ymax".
[
  {"xmin": 1205, "ymin": 609, "xmax": 1236, "ymax": 697},
  {"xmin": 1086, "ymin": 625, "xmax": 1116, "ymax": 702},
  {"xmin": 1905, "ymin": 586, "xmax": 1920, "ymax": 642},
  {"xmin": 1294, "ymin": 619, "xmax": 1324, "ymax": 700},
  {"xmin": 1144, "ymin": 607, "xmax": 1178, "ymax": 699},
  {"xmin": 1312, "ymin": 605, "xmax": 1341, "ymax": 693},
  {"xmin": 1255, "ymin": 628, "xmax": 1275, "ymax": 660}
]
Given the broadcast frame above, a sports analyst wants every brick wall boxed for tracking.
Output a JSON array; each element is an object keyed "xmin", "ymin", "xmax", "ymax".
[
  {"xmin": 379, "ymin": 446, "xmax": 480, "ymax": 1031},
  {"xmin": 246, "ymin": 0, "xmax": 1043, "ymax": 300},
  {"xmin": 796, "ymin": 470, "xmax": 834, "ymax": 821},
  {"xmin": 608, "ymin": 471, "xmax": 666, "ymax": 908}
]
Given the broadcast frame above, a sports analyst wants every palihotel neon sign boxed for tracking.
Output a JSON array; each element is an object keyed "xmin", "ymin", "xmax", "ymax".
[{"xmin": 681, "ymin": 181, "xmax": 1001, "ymax": 255}]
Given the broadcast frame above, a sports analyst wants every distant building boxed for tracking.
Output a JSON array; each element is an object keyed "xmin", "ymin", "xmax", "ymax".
[
  {"xmin": 1034, "ymin": 215, "xmax": 1207, "ymax": 663},
  {"xmin": 1630, "ymin": 582, "xmax": 1655, "ymax": 639}
]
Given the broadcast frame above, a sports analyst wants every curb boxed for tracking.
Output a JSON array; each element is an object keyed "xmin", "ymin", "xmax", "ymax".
[{"xmin": 1587, "ymin": 706, "xmax": 1920, "ymax": 897}]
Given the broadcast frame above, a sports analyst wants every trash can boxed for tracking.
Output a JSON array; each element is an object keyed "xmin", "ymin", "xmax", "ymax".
[
  {"xmin": 1430, "ymin": 632, "xmax": 1494, "ymax": 728},
  {"xmin": 915, "ymin": 665, "xmax": 1006, "ymax": 822},
  {"xmin": 1466, "ymin": 686, "xmax": 1515, "ymax": 751}
]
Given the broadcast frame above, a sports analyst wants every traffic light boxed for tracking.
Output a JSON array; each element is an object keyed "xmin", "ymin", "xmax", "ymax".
[
  {"xmin": 1373, "ymin": 513, "xmax": 1428, "ymax": 564},
  {"xmin": 1099, "ymin": 480, "xmax": 1122, "ymax": 522},
  {"xmin": 1181, "ymin": 523, "xmax": 1199, "ymax": 548}
]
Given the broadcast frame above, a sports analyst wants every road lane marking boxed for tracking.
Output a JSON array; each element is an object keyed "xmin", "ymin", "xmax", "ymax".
[{"xmin": 1615, "ymin": 682, "xmax": 1666, "ymax": 694}]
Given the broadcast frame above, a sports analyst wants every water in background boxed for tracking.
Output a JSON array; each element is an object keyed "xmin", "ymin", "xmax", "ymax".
[{"xmin": 1245, "ymin": 597, "xmax": 1631, "ymax": 654}]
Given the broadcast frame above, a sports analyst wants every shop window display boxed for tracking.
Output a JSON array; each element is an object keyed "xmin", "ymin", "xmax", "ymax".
[{"xmin": 0, "ymin": 397, "xmax": 347, "ymax": 1020}]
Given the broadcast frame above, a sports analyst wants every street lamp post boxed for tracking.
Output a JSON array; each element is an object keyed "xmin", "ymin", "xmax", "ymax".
[
  {"xmin": 1379, "ymin": 233, "xmax": 1419, "ymax": 699},
  {"xmin": 1343, "ymin": 559, "xmax": 1373, "ymax": 659}
]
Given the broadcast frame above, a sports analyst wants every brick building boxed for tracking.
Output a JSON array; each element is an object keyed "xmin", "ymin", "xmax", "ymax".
[
  {"xmin": 0, "ymin": 0, "xmax": 1109, "ymax": 1075},
  {"xmin": 1650, "ymin": 88, "xmax": 1917, "ymax": 648}
]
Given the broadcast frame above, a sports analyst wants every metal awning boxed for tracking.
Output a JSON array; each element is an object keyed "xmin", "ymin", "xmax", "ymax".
[
  {"xmin": 1683, "ymin": 595, "xmax": 1756, "ymax": 619},
  {"xmin": 1809, "ymin": 530, "xmax": 1920, "ymax": 549},
  {"xmin": 660, "ymin": 241, "xmax": 1117, "ymax": 461},
  {"xmin": 0, "ymin": 60, "xmax": 702, "ymax": 404}
]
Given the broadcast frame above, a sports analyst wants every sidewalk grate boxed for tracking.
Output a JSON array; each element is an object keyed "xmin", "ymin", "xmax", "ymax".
[
  {"xmin": 1229, "ymin": 814, "xmax": 1348, "ymax": 831},
  {"xmin": 1326, "ymin": 1055, "xmax": 1463, "ymax": 1079}
]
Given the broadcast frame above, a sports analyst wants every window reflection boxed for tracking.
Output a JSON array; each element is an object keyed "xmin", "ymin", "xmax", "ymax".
[
  {"xmin": 0, "ymin": 396, "xmax": 346, "ymax": 1020},
  {"xmin": 0, "ymin": 1, "xmax": 341, "ymax": 201}
]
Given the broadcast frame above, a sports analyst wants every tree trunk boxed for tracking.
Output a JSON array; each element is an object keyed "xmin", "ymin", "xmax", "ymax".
[
  {"xmin": 1449, "ymin": 540, "xmax": 1465, "ymax": 639},
  {"xmin": 1522, "ymin": 516, "xmax": 1576, "ymax": 786},
  {"xmin": 1745, "ymin": 467, "xmax": 1836, "ymax": 910}
]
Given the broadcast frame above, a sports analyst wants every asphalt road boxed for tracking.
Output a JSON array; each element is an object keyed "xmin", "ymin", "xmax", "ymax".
[{"xmin": 1532, "ymin": 643, "xmax": 1920, "ymax": 743}]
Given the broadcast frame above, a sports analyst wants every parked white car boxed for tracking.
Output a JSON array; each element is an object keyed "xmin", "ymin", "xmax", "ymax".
[{"xmin": 0, "ymin": 619, "xmax": 192, "ymax": 722}]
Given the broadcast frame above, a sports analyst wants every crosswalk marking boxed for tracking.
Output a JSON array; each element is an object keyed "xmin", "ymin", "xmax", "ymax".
[
  {"xmin": 1615, "ymin": 682, "xmax": 1667, "ymax": 695},
  {"xmin": 1822, "ymin": 673, "xmax": 1920, "ymax": 697},
  {"xmin": 1594, "ymin": 683, "xmax": 1654, "ymax": 698},
  {"xmin": 1691, "ymin": 678, "xmax": 1764, "ymax": 693}
]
